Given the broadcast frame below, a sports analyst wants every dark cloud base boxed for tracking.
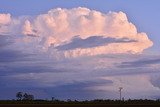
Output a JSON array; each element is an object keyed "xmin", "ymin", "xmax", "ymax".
[{"xmin": 56, "ymin": 36, "xmax": 137, "ymax": 51}]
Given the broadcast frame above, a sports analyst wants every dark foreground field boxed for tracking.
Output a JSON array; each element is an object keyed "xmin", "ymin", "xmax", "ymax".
[
  {"xmin": 1, "ymin": 100, "xmax": 160, "ymax": 107},
  {"xmin": 0, "ymin": 104, "xmax": 159, "ymax": 107}
]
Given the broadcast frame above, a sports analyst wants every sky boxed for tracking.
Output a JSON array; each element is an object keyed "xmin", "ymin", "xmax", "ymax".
[{"xmin": 0, "ymin": 0, "xmax": 160, "ymax": 100}]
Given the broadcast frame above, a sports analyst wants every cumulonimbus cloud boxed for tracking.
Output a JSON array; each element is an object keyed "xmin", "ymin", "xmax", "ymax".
[
  {"xmin": 0, "ymin": 7, "xmax": 153, "ymax": 58},
  {"xmin": 0, "ymin": 13, "xmax": 11, "ymax": 34},
  {"xmin": 0, "ymin": 13, "xmax": 11, "ymax": 25}
]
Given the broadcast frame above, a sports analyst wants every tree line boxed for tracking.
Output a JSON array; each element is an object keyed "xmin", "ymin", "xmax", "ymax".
[{"xmin": 14, "ymin": 92, "xmax": 160, "ymax": 105}]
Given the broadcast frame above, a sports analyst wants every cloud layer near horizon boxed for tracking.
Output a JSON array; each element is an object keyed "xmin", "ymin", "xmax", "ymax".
[{"xmin": 0, "ymin": 7, "xmax": 153, "ymax": 58}]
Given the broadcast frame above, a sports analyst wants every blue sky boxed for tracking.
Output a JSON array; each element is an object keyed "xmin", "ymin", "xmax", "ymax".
[{"xmin": 0, "ymin": 0, "xmax": 160, "ymax": 100}]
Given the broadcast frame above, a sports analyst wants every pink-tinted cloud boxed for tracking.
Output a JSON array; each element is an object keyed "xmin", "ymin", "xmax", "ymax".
[
  {"xmin": 0, "ymin": 13, "xmax": 11, "ymax": 25},
  {"xmin": 22, "ymin": 20, "xmax": 37, "ymax": 37},
  {"xmin": 0, "ymin": 7, "xmax": 153, "ymax": 58},
  {"xmin": 0, "ymin": 13, "xmax": 11, "ymax": 34}
]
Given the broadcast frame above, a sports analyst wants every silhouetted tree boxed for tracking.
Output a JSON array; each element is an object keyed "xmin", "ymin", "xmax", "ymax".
[
  {"xmin": 23, "ymin": 93, "xmax": 34, "ymax": 100},
  {"xmin": 23, "ymin": 93, "xmax": 28, "ymax": 100},
  {"xmin": 16, "ymin": 92, "xmax": 23, "ymax": 100},
  {"xmin": 28, "ymin": 94, "xmax": 34, "ymax": 100}
]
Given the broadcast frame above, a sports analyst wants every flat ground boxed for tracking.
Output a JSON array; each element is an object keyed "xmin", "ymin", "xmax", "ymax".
[
  {"xmin": 1, "ymin": 100, "xmax": 160, "ymax": 107},
  {"xmin": 0, "ymin": 104, "xmax": 160, "ymax": 107}
]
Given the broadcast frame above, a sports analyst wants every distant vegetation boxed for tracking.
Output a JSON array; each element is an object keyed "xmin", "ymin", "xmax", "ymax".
[{"xmin": 0, "ymin": 92, "xmax": 160, "ymax": 106}]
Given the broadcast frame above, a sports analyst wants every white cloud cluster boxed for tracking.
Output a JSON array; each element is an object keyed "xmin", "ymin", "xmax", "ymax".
[
  {"xmin": 0, "ymin": 7, "xmax": 153, "ymax": 58},
  {"xmin": 0, "ymin": 13, "xmax": 11, "ymax": 34},
  {"xmin": 22, "ymin": 20, "xmax": 37, "ymax": 37},
  {"xmin": 0, "ymin": 13, "xmax": 11, "ymax": 25}
]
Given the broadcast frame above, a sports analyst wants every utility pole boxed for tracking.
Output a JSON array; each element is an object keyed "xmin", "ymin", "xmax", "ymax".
[
  {"xmin": 119, "ymin": 87, "xmax": 123, "ymax": 100},
  {"xmin": 52, "ymin": 97, "xmax": 55, "ymax": 101}
]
